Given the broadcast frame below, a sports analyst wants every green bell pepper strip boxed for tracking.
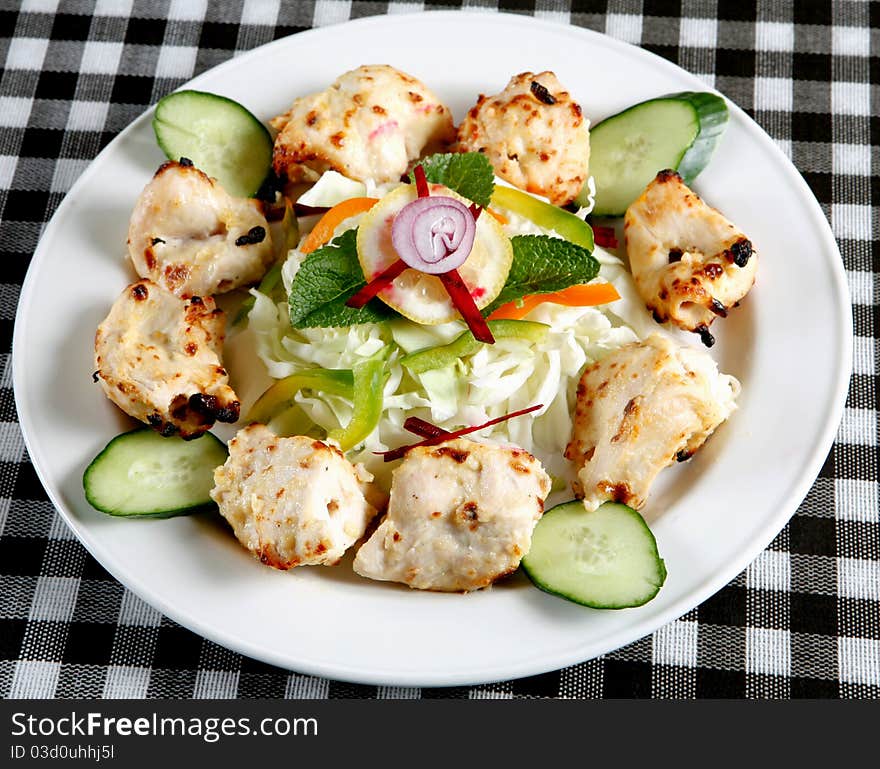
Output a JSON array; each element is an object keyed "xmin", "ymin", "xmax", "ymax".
[
  {"xmin": 246, "ymin": 356, "xmax": 388, "ymax": 452},
  {"xmin": 491, "ymin": 185, "xmax": 594, "ymax": 251},
  {"xmin": 328, "ymin": 353, "xmax": 388, "ymax": 451},
  {"xmin": 246, "ymin": 368, "xmax": 355, "ymax": 425},
  {"xmin": 400, "ymin": 319, "xmax": 550, "ymax": 374}
]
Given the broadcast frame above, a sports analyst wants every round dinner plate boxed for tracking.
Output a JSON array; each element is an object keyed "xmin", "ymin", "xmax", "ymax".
[{"xmin": 13, "ymin": 12, "xmax": 852, "ymax": 687}]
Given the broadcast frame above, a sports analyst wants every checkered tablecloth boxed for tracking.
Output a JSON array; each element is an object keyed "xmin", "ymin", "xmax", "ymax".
[{"xmin": 1, "ymin": 0, "xmax": 877, "ymax": 700}]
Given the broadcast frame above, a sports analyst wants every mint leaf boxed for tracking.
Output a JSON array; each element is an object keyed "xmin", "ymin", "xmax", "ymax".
[
  {"xmin": 410, "ymin": 152, "xmax": 495, "ymax": 208},
  {"xmin": 483, "ymin": 235, "xmax": 600, "ymax": 316},
  {"xmin": 288, "ymin": 229, "xmax": 395, "ymax": 328}
]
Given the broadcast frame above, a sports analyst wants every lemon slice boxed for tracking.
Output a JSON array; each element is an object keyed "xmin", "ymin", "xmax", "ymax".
[{"xmin": 356, "ymin": 184, "xmax": 512, "ymax": 325}]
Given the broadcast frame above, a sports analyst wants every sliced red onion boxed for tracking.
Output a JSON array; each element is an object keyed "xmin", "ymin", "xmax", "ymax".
[{"xmin": 391, "ymin": 196, "xmax": 476, "ymax": 275}]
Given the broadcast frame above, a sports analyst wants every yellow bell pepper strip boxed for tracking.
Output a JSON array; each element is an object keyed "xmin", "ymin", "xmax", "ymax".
[
  {"xmin": 300, "ymin": 197, "xmax": 379, "ymax": 254},
  {"xmin": 400, "ymin": 319, "xmax": 550, "ymax": 374},
  {"xmin": 328, "ymin": 353, "xmax": 388, "ymax": 451},
  {"xmin": 487, "ymin": 282, "xmax": 620, "ymax": 321},
  {"xmin": 491, "ymin": 185, "xmax": 594, "ymax": 251},
  {"xmin": 246, "ymin": 369, "xmax": 355, "ymax": 425}
]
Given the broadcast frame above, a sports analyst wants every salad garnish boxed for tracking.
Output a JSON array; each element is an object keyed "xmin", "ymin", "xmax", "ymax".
[
  {"xmin": 391, "ymin": 195, "xmax": 476, "ymax": 274},
  {"xmin": 300, "ymin": 197, "xmax": 378, "ymax": 254},
  {"xmin": 377, "ymin": 403, "xmax": 543, "ymax": 462},
  {"xmin": 486, "ymin": 282, "xmax": 620, "ymax": 321},
  {"xmin": 413, "ymin": 162, "xmax": 430, "ymax": 198},
  {"xmin": 289, "ymin": 229, "xmax": 394, "ymax": 328},
  {"xmin": 481, "ymin": 235, "xmax": 600, "ymax": 316},
  {"xmin": 592, "ymin": 225, "xmax": 618, "ymax": 249},
  {"xmin": 345, "ymin": 259, "xmax": 410, "ymax": 308},
  {"xmin": 402, "ymin": 416, "xmax": 450, "ymax": 439},
  {"xmin": 436, "ymin": 269, "xmax": 495, "ymax": 343},
  {"xmin": 399, "ymin": 319, "xmax": 548, "ymax": 374},
  {"xmin": 347, "ymin": 162, "xmax": 495, "ymax": 343},
  {"xmin": 408, "ymin": 152, "xmax": 496, "ymax": 208},
  {"xmin": 326, "ymin": 352, "xmax": 388, "ymax": 451}
]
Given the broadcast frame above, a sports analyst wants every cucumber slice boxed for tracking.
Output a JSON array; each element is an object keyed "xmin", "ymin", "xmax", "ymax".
[
  {"xmin": 152, "ymin": 90, "xmax": 273, "ymax": 198},
  {"xmin": 581, "ymin": 92, "xmax": 728, "ymax": 217},
  {"xmin": 522, "ymin": 500, "xmax": 667, "ymax": 609},
  {"xmin": 83, "ymin": 428, "xmax": 228, "ymax": 518}
]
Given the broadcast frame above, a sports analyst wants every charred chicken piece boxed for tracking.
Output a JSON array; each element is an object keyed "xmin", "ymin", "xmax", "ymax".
[
  {"xmin": 624, "ymin": 169, "xmax": 757, "ymax": 347},
  {"xmin": 94, "ymin": 279, "xmax": 239, "ymax": 438},
  {"xmin": 457, "ymin": 71, "xmax": 590, "ymax": 206},
  {"xmin": 127, "ymin": 160, "xmax": 276, "ymax": 298},
  {"xmin": 271, "ymin": 64, "xmax": 455, "ymax": 185},
  {"xmin": 211, "ymin": 425, "xmax": 377, "ymax": 570},
  {"xmin": 565, "ymin": 334, "xmax": 740, "ymax": 511},
  {"xmin": 353, "ymin": 438, "xmax": 551, "ymax": 592}
]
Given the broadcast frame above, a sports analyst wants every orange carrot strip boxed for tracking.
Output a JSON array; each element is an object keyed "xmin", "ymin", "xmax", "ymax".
[
  {"xmin": 486, "ymin": 208, "xmax": 509, "ymax": 225},
  {"xmin": 300, "ymin": 197, "xmax": 379, "ymax": 254},
  {"xmin": 488, "ymin": 282, "xmax": 621, "ymax": 321},
  {"xmin": 487, "ymin": 295, "xmax": 546, "ymax": 321}
]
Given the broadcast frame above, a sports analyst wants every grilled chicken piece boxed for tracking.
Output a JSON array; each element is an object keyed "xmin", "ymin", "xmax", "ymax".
[
  {"xmin": 271, "ymin": 64, "xmax": 455, "ymax": 185},
  {"xmin": 211, "ymin": 424, "xmax": 377, "ymax": 569},
  {"xmin": 624, "ymin": 169, "xmax": 757, "ymax": 347},
  {"xmin": 457, "ymin": 71, "xmax": 590, "ymax": 206},
  {"xmin": 128, "ymin": 160, "xmax": 277, "ymax": 298},
  {"xmin": 353, "ymin": 438, "xmax": 551, "ymax": 592},
  {"xmin": 565, "ymin": 334, "xmax": 739, "ymax": 512},
  {"xmin": 94, "ymin": 279, "xmax": 240, "ymax": 438}
]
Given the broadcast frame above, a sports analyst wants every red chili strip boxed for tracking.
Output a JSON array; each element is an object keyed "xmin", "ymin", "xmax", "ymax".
[
  {"xmin": 439, "ymin": 270, "xmax": 495, "ymax": 344},
  {"xmin": 593, "ymin": 225, "xmax": 618, "ymax": 249},
  {"xmin": 413, "ymin": 164, "xmax": 429, "ymax": 198},
  {"xmin": 345, "ymin": 259, "xmax": 408, "ymax": 308},
  {"xmin": 293, "ymin": 203, "xmax": 331, "ymax": 217},
  {"xmin": 378, "ymin": 404, "xmax": 543, "ymax": 462},
  {"xmin": 468, "ymin": 203, "xmax": 483, "ymax": 221},
  {"xmin": 403, "ymin": 416, "xmax": 452, "ymax": 439}
]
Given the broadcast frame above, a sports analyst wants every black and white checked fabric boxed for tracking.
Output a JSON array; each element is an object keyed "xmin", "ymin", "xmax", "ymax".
[{"xmin": 1, "ymin": 0, "xmax": 877, "ymax": 699}]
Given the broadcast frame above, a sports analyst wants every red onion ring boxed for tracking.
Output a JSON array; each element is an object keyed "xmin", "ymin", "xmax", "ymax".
[{"xmin": 391, "ymin": 196, "xmax": 476, "ymax": 275}]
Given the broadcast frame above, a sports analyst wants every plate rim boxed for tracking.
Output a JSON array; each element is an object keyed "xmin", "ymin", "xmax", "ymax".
[{"xmin": 12, "ymin": 10, "xmax": 853, "ymax": 687}]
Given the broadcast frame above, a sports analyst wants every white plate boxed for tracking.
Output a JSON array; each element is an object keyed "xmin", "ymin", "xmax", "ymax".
[{"xmin": 13, "ymin": 12, "xmax": 851, "ymax": 687}]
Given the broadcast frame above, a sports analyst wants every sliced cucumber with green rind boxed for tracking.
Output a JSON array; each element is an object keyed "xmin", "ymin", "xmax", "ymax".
[
  {"xmin": 83, "ymin": 428, "xmax": 228, "ymax": 518},
  {"xmin": 670, "ymin": 92, "xmax": 729, "ymax": 184},
  {"xmin": 580, "ymin": 91, "xmax": 728, "ymax": 217},
  {"xmin": 522, "ymin": 500, "xmax": 667, "ymax": 609},
  {"xmin": 153, "ymin": 90, "xmax": 273, "ymax": 198}
]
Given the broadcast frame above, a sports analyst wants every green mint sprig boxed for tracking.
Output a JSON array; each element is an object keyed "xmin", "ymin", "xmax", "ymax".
[
  {"xmin": 288, "ymin": 229, "xmax": 395, "ymax": 329},
  {"xmin": 409, "ymin": 152, "xmax": 495, "ymax": 208},
  {"xmin": 483, "ymin": 235, "xmax": 600, "ymax": 316}
]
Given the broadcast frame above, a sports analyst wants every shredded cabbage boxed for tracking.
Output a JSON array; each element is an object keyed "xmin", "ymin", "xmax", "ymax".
[
  {"xmin": 245, "ymin": 184, "xmax": 652, "ymax": 490},
  {"xmin": 295, "ymin": 171, "xmax": 367, "ymax": 207}
]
